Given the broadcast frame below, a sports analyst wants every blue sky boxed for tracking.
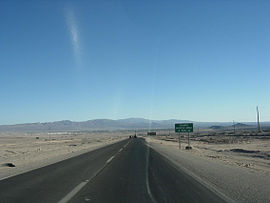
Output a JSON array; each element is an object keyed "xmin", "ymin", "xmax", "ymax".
[{"xmin": 0, "ymin": 0, "xmax": 269, "ymax": 124}]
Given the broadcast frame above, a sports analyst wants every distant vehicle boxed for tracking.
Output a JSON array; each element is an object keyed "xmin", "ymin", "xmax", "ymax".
[
  {"xmin": 147, "ymin": 132, "xmax": 156, "ymax": 136},
  {"xmin": 129, "ymin": 136, "xmax": 132, "ymax": 138}
]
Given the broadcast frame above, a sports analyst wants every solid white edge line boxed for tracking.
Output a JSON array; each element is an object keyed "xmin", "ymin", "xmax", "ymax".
[
  {"xmin": 0, "ymin": 174, "xmax": 17, "ymax": 181},
  {"xmin": 145, "ymin": 145, "xmax": 157, "ymax": 203},
  {"xmin": 145, "ymin": 142, "xmax": 235, "ymax": 203}
]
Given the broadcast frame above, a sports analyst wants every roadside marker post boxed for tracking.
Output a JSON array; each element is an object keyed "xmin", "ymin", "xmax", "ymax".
[
  {"xmin": 175, "ymin": 123, "xmax": 193, "ymax": 150},
  {"xmin": 178, "ymin": 132, "xmax": 181, "ymax": 149},
  {"xmin": 187, "ymin": 132, "xmax": 190, "ymax": 147}
]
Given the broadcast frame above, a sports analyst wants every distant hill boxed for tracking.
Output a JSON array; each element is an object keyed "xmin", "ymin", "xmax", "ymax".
[
  {"xmin": 0, "ymin": 118, "xmax": 192, "ymax": 132},
  {"xmin": 0, "ymin": 119, "xmax": 267, "ymax": 133},
  {"xmin": 232, "ymin": 123, "xmax": 249, "ymax": 127}
]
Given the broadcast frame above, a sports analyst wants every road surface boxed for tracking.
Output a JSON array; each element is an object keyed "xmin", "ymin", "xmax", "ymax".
[{"xmin": 0, "ymin": 138, "xmax": 226, "ymax": 203}]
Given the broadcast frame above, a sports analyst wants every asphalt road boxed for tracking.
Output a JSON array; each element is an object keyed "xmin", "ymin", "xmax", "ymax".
[{"xmin": 0, "ymin": 138, "xmax": 226, "ymax": 203}]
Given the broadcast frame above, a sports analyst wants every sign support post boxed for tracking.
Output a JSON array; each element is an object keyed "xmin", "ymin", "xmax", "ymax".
[
  {"xmin": 187, "ymin": 132, "xmax": 190, "ymax": 148},
  {"xmin": 178, "ymin": 132, "xmax": 181, "ymax": 149}
]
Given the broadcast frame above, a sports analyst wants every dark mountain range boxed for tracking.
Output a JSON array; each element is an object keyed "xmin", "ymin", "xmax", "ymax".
[
  {"xmin": 0, "ymin": 118, "xmax": 191, "ymax": 132},
  {"xmin": 0, "ymin": 118, "xmax": 268, "ymax": 132}
]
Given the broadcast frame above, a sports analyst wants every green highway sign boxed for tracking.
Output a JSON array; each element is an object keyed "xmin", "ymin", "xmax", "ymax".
[{"xmin": 175, "ymin": 123, "xmax": 193, "ymax": 133}]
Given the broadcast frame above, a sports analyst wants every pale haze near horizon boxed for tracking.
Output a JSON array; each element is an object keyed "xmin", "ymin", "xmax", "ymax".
[{"xmin": 0, "ymin": 0, "xmax": 269, "ymax": 125}]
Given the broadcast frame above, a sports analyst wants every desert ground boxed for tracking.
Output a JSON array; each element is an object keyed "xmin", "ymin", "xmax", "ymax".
[
  {"xmin": 0, "ymin": 131, "xmax": 129, "ymax": 179},
  {"xmin": 2, "ymin": 127, "xmax": 269, "ymax": 180},
  {"xmin": 145, "ymin": 128, "xmax": 270, "ymax": 175},
  {"xmin": 1, "ymin": 127, "xmax": 270, "ymax": 201}
]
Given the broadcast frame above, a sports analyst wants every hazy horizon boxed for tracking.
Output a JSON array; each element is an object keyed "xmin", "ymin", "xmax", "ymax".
[{"xmin": 1, "ymin": 117, "xmax": 269, "ymax": 126}]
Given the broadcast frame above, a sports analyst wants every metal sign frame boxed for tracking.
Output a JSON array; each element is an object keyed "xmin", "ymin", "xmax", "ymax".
[{"xmin": 175, "ymin": 123, "xmax": 193, "ymax": 149}]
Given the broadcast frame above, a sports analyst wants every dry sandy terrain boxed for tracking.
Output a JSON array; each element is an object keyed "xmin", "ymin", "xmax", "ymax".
[
  {"xmin": 148, "ymin": 133, "xmax": 270, "ymax": 174},
  {"xmin": 145, "ymin": 132, "xmax": 270, "ymax": 202},
  {"xmin": 0, "ymin": 131, "xmax": 129, "ymax": 179}
]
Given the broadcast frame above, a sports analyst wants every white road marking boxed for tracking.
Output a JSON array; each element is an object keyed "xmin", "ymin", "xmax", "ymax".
[
  {"xmin": 119, "ymin": 148, "xmax": 123, "ymax": 152},
  {"xmin": 58, "ymin": 180, "xmax": 88, "ymax": 203},
  {"xmin": 123, "ymin": 141, "xmax": 130, "ymax": 148},
  {"xmin": 145, "ymin": 145, "xmax": 157, "ymax": 203},
  {"xmin": 106, "ymin": 156, "xmax": 115, "ymax": 163},
  {"xmin": 58, "ymin": 140, "xmax": 129, "ymax": 203},
  {"xmin": 0, "ymin": 141, "xmax": 130, "ymax": 182},
  {"xmin": 0, "ymin": 174, "xmax": 16, "ymax": 181}
]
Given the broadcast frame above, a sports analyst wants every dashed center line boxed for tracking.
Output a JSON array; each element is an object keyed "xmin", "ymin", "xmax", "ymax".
[
  {"xmin": 106, "ymin": 156, "xmax": 115, "ymax": 164},
  {"xmin": 123, "ymin": 141, "xmax": 130, "ymax": 148},
  {"xmin": 58, "ymin": 180, "xmax": 89, "ymax": 203},
  {"xmin": 58, "ymin": 140, "xmax": 129, "ymax": 203}
]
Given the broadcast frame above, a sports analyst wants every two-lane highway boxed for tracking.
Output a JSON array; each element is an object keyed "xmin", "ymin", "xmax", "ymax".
[
  {"xmin": 0, "ymin": 138, "xmax": 227, "ymax": 203},
  {"xmin": 69, "ymin": 138, "xmax": 152, "ymax": 203}
]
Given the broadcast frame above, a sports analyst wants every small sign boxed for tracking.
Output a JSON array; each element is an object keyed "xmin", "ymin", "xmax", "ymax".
[{"xmin": 175, "ymin": 123, "xmax": 193, "ymax": 133}]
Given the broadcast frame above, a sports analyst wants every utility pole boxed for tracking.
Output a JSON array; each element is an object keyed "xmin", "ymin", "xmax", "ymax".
[
  {"xmin": 233, "ymin": 120, "xmax": 236, "ymax": 135},
  {"xmin": 257, "ymin": 106, "xmax": 261, "ymax": 133},
  {"xmin": 49, "ymin": 126, "xmax": 51, "ymax": 141}
]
